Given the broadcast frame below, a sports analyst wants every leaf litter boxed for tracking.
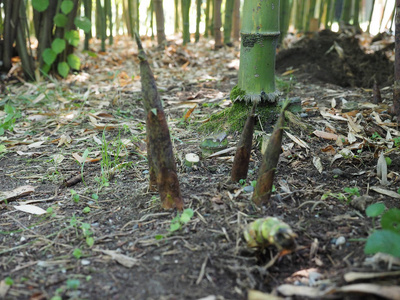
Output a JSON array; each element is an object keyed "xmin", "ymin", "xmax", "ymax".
[{"xmin": 0, "ymin": 35, "xmax": 400, "ymax": 299}]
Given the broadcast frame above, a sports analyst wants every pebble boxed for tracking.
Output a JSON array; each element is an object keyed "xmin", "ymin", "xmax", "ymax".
[
  {"xmin": 300, "ymin": 113, "xmax": 308, "ymax": 118},
  {"xmin": 332, "ymin": 168, "xmax": 344, "ymax": 176},
  {"xmin": 243, "ymin": 186, "xmax": 254, "ymax": 193},
  {"xmin": 335, "ymin": 236, "xmax": 346, "ymax": 246},
  {"xmin": 81, "ymin": 259, "xmax": 91, "ymax": 266}
]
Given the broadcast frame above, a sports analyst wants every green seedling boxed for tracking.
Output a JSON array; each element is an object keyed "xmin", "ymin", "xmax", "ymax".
[
  {"xmin": 364, "ymin": 204, "xmax": 400, "ymax": 257},
  {"xmin": 73, "ymin": 248, "xmax": 82, "ymax": 259},
  {"xmin": 69, "ymin": 215, "xmax": 94, "ymax": 247},
  {"xmin": 0, "ymin": 104, "xmax": 21, "ymax": 135},
  {"xmin": 170, "ymin": 208, "xmax": 194, "ymax": 232},
  {"xmin": 366, "ymin": 203, "xmax": 386, "ymax": 229},
  {"xmin": 371, "ymin": 132, "xmax": 382, "ymax": 140},
  {"xmin": 70, "ymin": 189, "xmax": 80, "ymax": 203},
  {"xmin": 82, "ymin": 207, "xmax": 90, "ymax": 214},
  {"xmin": 393, "ymin": 137, "xmax": 400, "ymax": 147},
  {"xmin": 4, "ymin": 276, "xmax": 13, "ymax": 286},
  {"xmin": 343, "ymin": 187, "xmax": 360, "ymax": 197},
  {"xmin": 385, "ymin": 157, "xmax": 392, "ymax": 166}
]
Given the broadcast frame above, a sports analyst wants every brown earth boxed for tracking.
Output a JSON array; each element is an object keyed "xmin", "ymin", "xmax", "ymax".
[{"xmin": 0, "ymin": 33, "xmax": 399, "ymax": 300}]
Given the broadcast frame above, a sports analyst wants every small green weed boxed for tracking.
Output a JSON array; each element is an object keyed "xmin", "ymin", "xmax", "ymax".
[
  {"xmin": 73, "ymin": 248, "xmax": 82, "ymax": 259},
  {"xmin": 4, "ymin": 276, "xmax": 14, "ymax": 285},
  {"xmin": 371, "ymin": 132, "xmax": 382, "ymax": 140},
  {"xmin": 0, "ymin": 104, "xmax": 21, "ymax": 135},
  {"xmin": 69, "ymin": 214, "xmax": 94, "ymax": 247},
  {"xmin": 170, "ymin": 209, "xmax": 194, "ymax": 232},
  {"xmin": 321, "ymin": 186, "xmax": 360, "ymax": 203},
  {"xmin": 364, "ymin": 204, "xmax": 400, "ymax": 257},
  {"xmin": 393, "ymin": 137, "xmax": 400, "ymax": 147},
  {"xmin": 70, "ymin": 189, "xmax": 80, "ymax": 203}
]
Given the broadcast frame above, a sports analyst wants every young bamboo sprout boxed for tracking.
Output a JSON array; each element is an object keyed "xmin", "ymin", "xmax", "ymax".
[
  {"xmin": 135, "ymin": 33, "xmax": 184, "ymax": 210},
  {"xmin": 231, "ymin": 103, "xmax": 256, "ymax": 182},
  {"xmin": 252, "ymin": 100, "xmax": 291, "ymax": 206}
]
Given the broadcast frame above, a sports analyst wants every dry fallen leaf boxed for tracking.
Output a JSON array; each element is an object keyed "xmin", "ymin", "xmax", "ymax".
[
  {"xmin": 14, "ymin": 204, "xmax": 47, "ymax": 215},
  {"xmin": 0, "ymin": 185, "xmax": 35, "ymax": 203},
  {"xmin": 95, "ymin": 249, "xmax": 139, "ymax": 268}
]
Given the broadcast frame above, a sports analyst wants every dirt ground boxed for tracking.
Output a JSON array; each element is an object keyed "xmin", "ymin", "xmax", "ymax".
[{"xmin": 1, "ymin": 31, "xmax": 399, "ymax": 300}]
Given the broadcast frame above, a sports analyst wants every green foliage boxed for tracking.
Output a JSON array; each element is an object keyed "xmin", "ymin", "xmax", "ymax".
[
  {"xmin": 321, "ymin": 187, "xmax": 359, "ymax": 203},
  {"xmin": 381, "ymin": 208, "xmax": 400, "ymax": 233},
  {"xmin": 70, "ymin": 189, "xmax": 80, "ymax": 203},
  {"xmin": 4, "ymin": 276, "xmax": 14, "ymax": 286},
  {"xmin": 74, "ymin": 16, "xmax": 91, "ymax": 33},
  {"xmin": 0, "ymin": 104, "xmax": 21, "ymax": 135},
  {"xmin": 61, "ymin": 0, "xmax": 74, "ymax": 14},
  {"xmin": 385, "ymin": 157, "xmax": 392, "ymax": 166},
  {"xmin": 73, "ymin": 248, "xmax": 82, "ymax": 259},
  {"xmin": 38, "ymin": 1, "xmax": 91, "ymax": 78},
  {"xmin": 32, "ymin": 0, "xmax": 49, "ymax": 12},
  {"xmin": 82, "ymin": 206, "xmax": 91, "ymax": 214},
  {"xmin": 364, "ymin": 204, "xmax": 400, "ymax": 257},
  {"xmin": 371, "ymin": 132, "xmax": 382, "ymax": 140},
  {"xmin": 170, "ymin": 209, "xmax": 194, "ymax": 232},
  {"xmin": 343, "ymin": 187, "xmax": 360, "ymax": 197},
  {"xmin": 66, "ymin": 279, "xmax": 80, "ymax": 290},
  {"xmin": 51, "ymin": 38, "xmax": 66, "ymax": 54},
  {"xmin": 230, "ymin": 85, "xmax": 246, "ymax": 100},
  {"xmin": 65, "ymin": 30, "xmax": 80, "ymax": 47},
  {"xmin": 67, "ymin": 54, "xmax": 80, "ymax": 70},
  {"xmin": 393, "ymin": 137, "xmax": 400, "ymax": 147},
  {"xmin": 57, "ymin": 62, "xmax": 70, "ymax": 78},
  {"xmin": 42, "ymin": 48, "xmax": 57, "ymax": 65},
  {"xmin": 365, "ymin": 203, "xmax": 386, "ymax": 218},
  {"xmin": 54, "ymin": 13, "xmax": 68, "ymax": 27},
  {"xmin": 365, "ymin": 230, "xmax": 400, "ymax": 257}
]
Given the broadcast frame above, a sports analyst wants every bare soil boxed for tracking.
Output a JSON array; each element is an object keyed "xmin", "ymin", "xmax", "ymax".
[{"xmin": 0, "ymin": 32, "xmax": 399, "ymax": 300}]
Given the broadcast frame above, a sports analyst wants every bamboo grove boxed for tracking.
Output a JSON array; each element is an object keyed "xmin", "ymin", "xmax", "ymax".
[{"xmin": 0, "ymin": 0, "xmax": 395, "ymax": 79}]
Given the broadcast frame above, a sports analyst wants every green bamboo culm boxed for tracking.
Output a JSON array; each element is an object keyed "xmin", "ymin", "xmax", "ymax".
[
  {"xmin": 175, "ymin": 0, "xmax": 180, "ymax": 33},
  {"xmin": 181, "ymin": 0, "xmax": 191, "ymax": 44},
  {"xmin": 83, "ymin": 0, "xmax": 92, "ymax": 50},
  {"xmin": 234, "ymin": 0, "xmax": 280, "ymax": 103},
  {"xmin": 305, "ymin": 0, "xmax": 316, "ymax": 32},
  {"xmin": 195, "ymin": 0, "xmax": 201, "ymax": 42},
  {"xmin": 325, "ymin": 0, "xmax": 334, "ymax": 29},
  {"xmin": 367, "ymin": 0, "xmax": 375, "ymax": 33},
  {"xmin": 97, "ymin": 0, "xmax": 107, "ymax": 51},
  {"xmin": 105, "ymin": 0, "xmax": 113, "ymax": 45},
  {"xmin": 223, "ymin": 0, "xmax": 235, "ymax": 45},
  {"xmin": 341, "ymin": 0, "xmax": 351, "ymax": 26},
  {"xmin": 279, "ymin": 0, "xmax": 293, "ymax": 45},
  {"xmin": 205, "ymin": 0, "xmax": 211, "ymax": 37}
]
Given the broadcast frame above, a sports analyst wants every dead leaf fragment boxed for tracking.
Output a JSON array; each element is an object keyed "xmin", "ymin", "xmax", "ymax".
[
  {"xmin": 0, "ymin": 280, "xmax": 10, "ymax": 299},
  {"xmin": 313, "ymin": 130, "xmax": 338, "ymax": 140},
  {"xmin": 0, "ymin": 185, "xmax": 35, "ymax": 203},
  {"xmin": 370, "ymin": 186, "xmax": 400, "ymax": 198},
  {"xmin": 248, "ymin": 290, "xmax": 284, "ymax": 300},
  {"xmin": 344, "ymin": 271, "xmax": 400, "ymax": 282},
  {"xmin": 312, "ymin": 156, "xmax": 323, "ymax": 173},
  {"xmin": 285, "ymin": 131, "xmax": 309, "ymax": 149},
  {"xmin": 95, "ymin": 249, "xmax": 139, "ymax": 268},
  {"xmin": 14, "ymin": 204, "xmax": 47, "ymax": 215}
]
